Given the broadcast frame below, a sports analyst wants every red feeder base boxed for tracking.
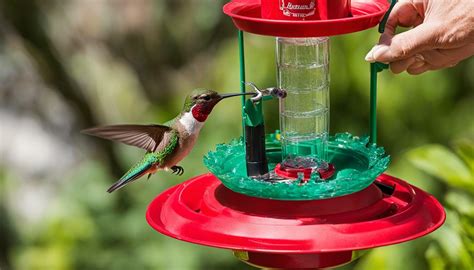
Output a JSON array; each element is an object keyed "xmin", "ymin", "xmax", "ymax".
[{"xmin": 146, "ymin": 174, "xmax": 445, "ymax": 269}]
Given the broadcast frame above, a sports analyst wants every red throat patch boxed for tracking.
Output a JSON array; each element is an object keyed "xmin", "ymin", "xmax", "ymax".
[{"xmin": 191, "ymin": 104, "xmax": 212, "ymax": 122}]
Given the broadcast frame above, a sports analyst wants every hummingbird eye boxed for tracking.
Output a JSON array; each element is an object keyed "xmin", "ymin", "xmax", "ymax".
[{"xmin": 202, "ymin": 95, "xmax": 211, "ymax": 101}]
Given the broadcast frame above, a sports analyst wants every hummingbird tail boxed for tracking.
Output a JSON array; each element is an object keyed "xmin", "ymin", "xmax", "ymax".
[{"xmin": 107, "ymin": 161, "xmax": 156, "ymax": 193}]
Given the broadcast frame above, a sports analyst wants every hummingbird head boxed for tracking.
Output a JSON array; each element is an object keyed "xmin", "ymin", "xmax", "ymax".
[{"xmin": 183, "ymin": 88, "xmax": 253, "ymax": 122}]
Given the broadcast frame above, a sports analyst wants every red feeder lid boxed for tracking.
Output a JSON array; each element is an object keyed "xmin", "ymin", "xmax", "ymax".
[
  {"xmin": 147, "ymin": 173, "xmax": 445, "ymax": 257},
  {"xmin": 223, "ymin": 0, "xmax": 391, "ymax": 37}
]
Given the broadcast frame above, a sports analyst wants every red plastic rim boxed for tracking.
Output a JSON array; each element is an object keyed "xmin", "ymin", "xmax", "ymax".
[
  {"xmin": 223, "ymin": 0, "xmax": 391, "ymax": 37},
  {"xmin": 146, "ymin": 173, "xmax": 445, "ymax": 254}
]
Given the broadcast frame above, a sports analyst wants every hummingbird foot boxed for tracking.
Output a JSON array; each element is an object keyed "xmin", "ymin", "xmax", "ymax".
[{"xmin": 171, "ymin": 166, "xmax": 184, "ymax": 176}]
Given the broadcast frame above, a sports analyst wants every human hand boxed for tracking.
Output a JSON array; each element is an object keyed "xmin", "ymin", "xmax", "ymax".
[{"xmin": 365, "ymin": 0, "xmax": 474, "ymax": 74}]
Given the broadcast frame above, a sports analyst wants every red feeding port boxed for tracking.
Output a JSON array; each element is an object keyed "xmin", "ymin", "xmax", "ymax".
[
  {"xmin": 223, "ymin": 0, "xmax": 391, "ymax": 37},
  {"xmin": 275, "ymin": 163, "xmax": 336, "ymax": 180},
  {"xmin": 147, "ymin": 173, "xmax": 445, "ymax": 269}
]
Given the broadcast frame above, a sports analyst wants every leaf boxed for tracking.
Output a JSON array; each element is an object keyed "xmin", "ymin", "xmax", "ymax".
[
  {"xmin": 445, "ymin": 191, "xmax": 474, "ymax": 218},
  {"xmin": 430, "ymin": 225, "xmax": 472, "ymax": 268},
  {"xmin": 454, "ymin": 139, "xmax": 474, "ymax": 173},
  {"xmin": 406, "ymin": 145, "xmax": 474, "ymax": 193},
  {"xmin": 429, "ymin": 210, "xmax": 474, "ymax": 269}
]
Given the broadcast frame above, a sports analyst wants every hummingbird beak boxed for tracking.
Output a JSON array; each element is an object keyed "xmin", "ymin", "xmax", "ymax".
[{"xmin": 218, "ymin": 92, "xmax": 256, "ymax": 100}]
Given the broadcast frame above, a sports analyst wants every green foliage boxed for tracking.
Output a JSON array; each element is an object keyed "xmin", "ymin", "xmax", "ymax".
[
  {"xmin": 407, "ymin": 144, "xmax": 473, "ymax": 192},
  {"xmin": 407, "ymin": 140, "xmax": 474, "ymax": 270},
  {"xmin": 357, "ymin": 140, "xmax": 474, "ymax": 270}
]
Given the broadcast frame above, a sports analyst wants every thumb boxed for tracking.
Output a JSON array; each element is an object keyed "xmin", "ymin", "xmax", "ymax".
[{"xmin": 366, "ymin": 23, "xmax": 438, "ymax": 63}]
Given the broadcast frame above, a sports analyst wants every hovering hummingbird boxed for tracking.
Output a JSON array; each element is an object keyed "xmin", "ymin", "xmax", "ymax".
[{"xmin": 82, "ymin": 89, "xmax": 253, "ymax": 193}]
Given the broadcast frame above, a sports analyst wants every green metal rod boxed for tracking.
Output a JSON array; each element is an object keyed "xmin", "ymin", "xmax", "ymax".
[
  {"xmin": 369, "ymin": 0, "xmax": 396, "ymax": 144},
  {"xmin": 238, "ymin": 30, "xmax": 246, "ymax": 132},
  {"xmin": 378, "ymin": 0, "xmax": 398, "ymax": 33},
  {"xmin": 369, "ymin": 63, "xmax": 378, "ymax": 144}
]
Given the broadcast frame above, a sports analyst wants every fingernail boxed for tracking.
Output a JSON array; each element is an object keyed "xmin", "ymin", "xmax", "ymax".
[
  {"xmin": 365, "ymin": 45, "xmax": 385, "ymax": 62},
  {"xmin": 409, "ymin": 61, "xmax": 425, "ymax": 69},
  {"xmin": 365, "ymin": 46, "xmax": 377, "ymax": 62},
  {"xmin": 371, "ymin": 45, "xmax": 389, "ymax": 61},
  {"xmin": 409, "ymin": 54, "xmax": 426, "ymax": 69},
  {"xmin": 414, "ymin": 54, "xmax": 425, "ymax": 62}
]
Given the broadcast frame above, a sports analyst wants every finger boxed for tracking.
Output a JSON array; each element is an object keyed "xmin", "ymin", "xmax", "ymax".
[
  {"xmin": 367, "ymin": 23, "xmax": 441, "ymax": 64},
  {"xmin": 420, "ymin": 44, "xmax": 474, "ymax": 69},
  {"xmin": 405, "ymin": 44, "xmax": 473, "ymax": 74},
  {"xmin": 407, "ymin": 63, "xmax": 432, "ymax": 75},
  {"xmin": 407, "ymin": 57, "xmax": 426, "ymax": 70},
  {"xmin": 366, "ymin": 0, "xmax": 424, "ymax": 62},
  {"xmin": 437, "ymin": 44, "xmax": 474, "ymax": 66},
  {"xmin": 382, "ymin": 0, "xmax": 424, "ymax": 40},
  {"xmin": 390, "ymin": 56, "xmax": 417, "ymax": 74}
]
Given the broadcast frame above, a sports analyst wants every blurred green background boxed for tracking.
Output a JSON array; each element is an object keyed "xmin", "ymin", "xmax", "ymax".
[{"xmin": 0, "ymin": 1, "xmax": 472, "ymax": 269}]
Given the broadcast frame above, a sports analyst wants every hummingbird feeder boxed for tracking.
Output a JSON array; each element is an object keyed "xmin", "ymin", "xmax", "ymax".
[{"xmin": 146, "ymin": 0, "xmax": 445, "ymax": 269}]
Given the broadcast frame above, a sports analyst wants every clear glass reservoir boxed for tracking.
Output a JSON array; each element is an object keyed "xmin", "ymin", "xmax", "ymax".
[{"xmin": 277, "ymin": 37, "xmax": 330, "ymax": 169}]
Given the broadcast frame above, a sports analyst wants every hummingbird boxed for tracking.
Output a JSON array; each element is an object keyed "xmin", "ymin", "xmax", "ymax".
[{"xmin": 82, "ymin": 88, "xmax": 253, "ymax": 193}]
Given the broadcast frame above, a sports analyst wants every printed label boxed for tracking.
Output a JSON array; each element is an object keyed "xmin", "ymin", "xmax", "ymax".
[{"xmin": 279, "ymin": 0, "xmax": 317, "ymax": 18}]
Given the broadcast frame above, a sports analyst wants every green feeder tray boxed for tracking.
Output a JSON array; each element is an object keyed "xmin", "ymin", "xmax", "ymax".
[{"xmin": 204, "ymin": 132, "xmax": 390, "ymax": 200}]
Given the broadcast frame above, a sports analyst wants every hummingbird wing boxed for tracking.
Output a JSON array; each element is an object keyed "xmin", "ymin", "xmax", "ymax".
[{"xmin": 82, "ymin": 124, "xmax": 171, "ymax": 152}]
